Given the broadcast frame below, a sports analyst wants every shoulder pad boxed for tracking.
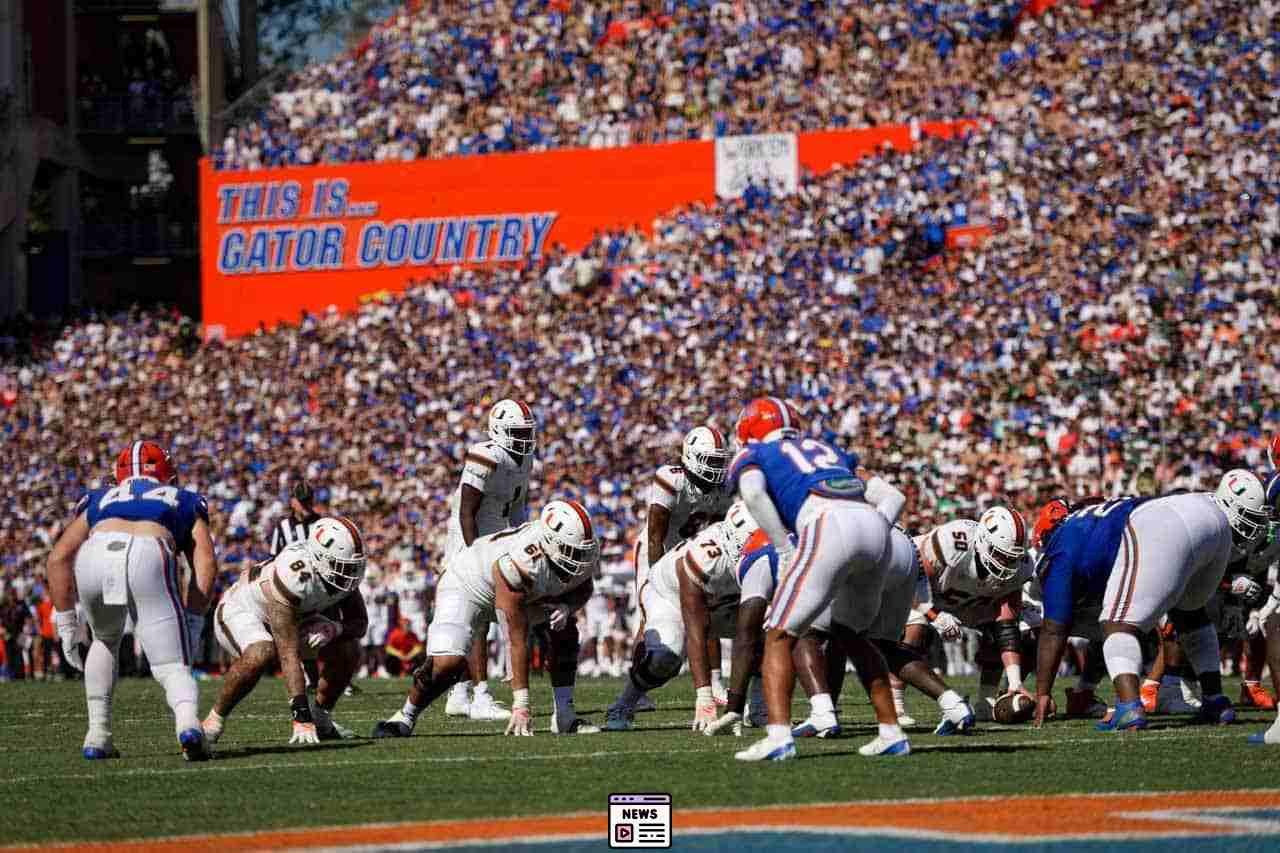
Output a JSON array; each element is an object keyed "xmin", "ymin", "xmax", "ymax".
[{"xmin": 465, "ymin": 443, "xmax": 500, "ymax": 468}]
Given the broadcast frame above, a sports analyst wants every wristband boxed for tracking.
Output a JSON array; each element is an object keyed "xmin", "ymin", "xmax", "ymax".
[
  {"xmin": 290, "ymin": 695, "xmax": 313, "ymax": 724},
  {"xmin": 512, "ymin": 688, "xmax": 530, "ymax": 710},
  {"xmin": 695, "ymin": 686, "xmax": 713, "ymax": 704},
  {"xmin": 725, "ymin": 688, "xmax": 747, "ymax": 715},
  {"xmin": 53, "ymin": 609, "xmax": 79, "ymax": 634}
]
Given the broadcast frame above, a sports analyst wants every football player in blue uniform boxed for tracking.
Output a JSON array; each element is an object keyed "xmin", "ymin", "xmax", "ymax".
[
  {"xmin": 1247, "ymin": 470, "xmax": 1280, "ymax": 745},
  {"xmin": 44, "ymin": 441, "xmax": 218, "ymax": 761},
  {"xmin": 726, "ymin": 398, "xmax": 904, "ymax": 761},
  {"xmin": 1033, "ymin": 470, "xmax": 1268, "ymax": 732}
]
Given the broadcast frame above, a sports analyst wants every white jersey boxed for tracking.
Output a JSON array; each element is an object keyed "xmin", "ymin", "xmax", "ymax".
[
  {"xmin": 221, "ymin": 542, "xmax": 348, "ymax": 622},
  {"xmin": 648, "ymin": 520, "xmax": 747, "ymax": 615},
  {"xmin": 640, "ymin": 465, "xmax": 735, "ymax": 569},
  {"xmin": 392, "ymin": 570, "xmax": 431, "ymax": 620},
  {"xmin": 361, "ymin": 576, "xmax": 392, "ymax": 643},
  {"xmin": 915, "ymin": 519, "xmax": 1033, "ymax": 625},
  {"xmin": 446, "ymin": 522, "xmax": 591, "ymax": 612},
  {"xmin": 445, "ymin": 439, "xmax": 532, "ymax": 561}
]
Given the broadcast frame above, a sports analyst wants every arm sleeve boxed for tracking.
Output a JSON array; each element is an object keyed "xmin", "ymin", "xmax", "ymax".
[
  {"xmin": 460, "ymin": 449, "xmax": 496, "ymax": 492},
  {"xmin": 738, "ymin": 468, "xmax": 791, "ymax": 555},
  {"xmin": 865, "ymin": 477, "xmax": 906, "ymax": 524}
]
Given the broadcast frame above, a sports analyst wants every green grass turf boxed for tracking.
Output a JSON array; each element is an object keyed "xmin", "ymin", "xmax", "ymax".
[{"xmin": 0, "ymin": 674, "xmax": 1276, "ymax": 845}]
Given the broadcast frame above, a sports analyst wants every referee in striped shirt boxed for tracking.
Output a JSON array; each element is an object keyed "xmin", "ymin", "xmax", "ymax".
[{"xmin": 269, "ymin": 479, "xmax": 320, "ymax": 556}]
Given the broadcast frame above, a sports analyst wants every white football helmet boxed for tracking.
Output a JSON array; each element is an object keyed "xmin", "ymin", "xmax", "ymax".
[
  {"xmin": 488, "ymin": 398, "xmax": 537, "ymax": 456},
  {"xmin": 1214, "ymin": 469, "xmax": 1268, "ymax": 546},
  {"xmin": 307, "ymin": 516, "xmax": 367, "ymax": 593},
  {"xmin": 681, "ymin": 425, "xmax": 731, "ymax": 491},
  {"xmin": 720, "ymin": 500, "xmax": 759, "ymax": 556},
  {"xmin": 538, "ymin": 499, "xmax": 598, "ymax": 577},
  {"xmin": 974, "ymin": 506, "xmax": 1028, "ymax": 585}
]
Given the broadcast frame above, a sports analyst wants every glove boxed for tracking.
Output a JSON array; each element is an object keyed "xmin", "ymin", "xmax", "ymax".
[
  {"xmin": 1220, "ymin": 604, "xmax": 1246, "ymax": 638},
  {"xmin": 703, "ymin": 711, "xmax": 743, "ymax": 737},
  {"xmin": 691, "ymin": 686, "xmax": 718, "ymax": 732},
  {"xmin": 1258, "ymin": 592, "xmax": 1280, "ymax": 626},
  {"xmin": 1230, "ymin": 575, "xmax": 1264, "ymax": 604},
  {"xmin": 304, "ymin": 619, "xmax": 342, "ymax": 650},
  {"xmin": 1247, "ymin": 611, "xmax": 1263, "ymax": 637},
  {"xmin": 289, "ymin": 721, "xmax": 320, "ymax": 745},
  {"xmin": 185, "ymin": 611, "xmax": 206, "ymax": 651},
  {"xmin": 505, "ymin": 707, "xmax": 533, "ymax": 736},
  {"xmin": 547, "ymin": 604, "xmax": 573, "ymax": 632},
  {"xmin": 53, "ymin": 609, "xmax": 84, "ymax": 672},
  {"xmin": 932, "ymin": 611, "xmax": 963, "ymax": 641}
]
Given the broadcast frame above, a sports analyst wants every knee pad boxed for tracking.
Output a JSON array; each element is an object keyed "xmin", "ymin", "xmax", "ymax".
[
  {"xmin": 1168, "ymin": 607, "xmax": 1210, "ymax": 635},
  {"xmin": 872, "ymin": 638, "xmax": 923, "ymax": 674},
  {"xmin": 1102, "ymin": 632, "xmax": 1142, "ymax": 679},
  {"xmin": 631, "ymin": 646, "xmax": 682, "ymax": 692}
]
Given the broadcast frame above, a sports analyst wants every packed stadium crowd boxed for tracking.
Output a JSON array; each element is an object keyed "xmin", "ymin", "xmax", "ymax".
[{"xmin": 4, "ymin": 0, "xmax": 1280, "ymax": 676}]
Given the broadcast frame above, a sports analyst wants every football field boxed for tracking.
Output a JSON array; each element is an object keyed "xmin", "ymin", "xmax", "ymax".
[{"xmin": 2, "ymin": 675, "xmax": 1278, "ymax": 851}]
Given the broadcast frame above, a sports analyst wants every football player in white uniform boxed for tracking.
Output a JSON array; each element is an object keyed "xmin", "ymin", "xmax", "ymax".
[
  {"xmin": 372, "ymin": 500, "xmax": 601, "ymax": 737},
  {"xmin": 203, "ymin": 517, "xmax": 368, "ymax": 746},
  {"xmin": 605, "ymin": 502, "xmax": 758, "ymax": 730},
  {"xmin": 359, "ymin": 564, "xmax": 391, "ymax": 678},
  {"xmin": 443, "ymin": 398, "xmax": 535, "ymax": 721},
  {"xmin": 895, "ymin": 507, "xmax": 1032, "ymax": 725},
  {"xmin": 633, "ymin": 426, "xmax": 735, "ymax": 709}
]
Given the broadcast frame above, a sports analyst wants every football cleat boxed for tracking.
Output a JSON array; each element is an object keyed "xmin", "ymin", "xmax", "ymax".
[
  {"xmin": 734, "ymin": 737, "xmax": 797, "ymax": 761},
  {"xmin": 1247, "ymin": 718, "xmax": 1280, "ymax": 745},
  {"xmin": 1066, "ymin": 687, "xmax": 1108, "ymax": 719},
  {"xmin": 1197, "ymin": 695, "xmax": 1236, "ymax": 726},
  {"xmin": 634, "ymin": 693, "xmax": 657, "ymax": 713},
  {"xmin": 896, "ymin": 712, "xmax": 918, "ymax": 728},
  {"xmin": 551, "ymin": 706, "xmax": 600, "ymax": 734},
  {"xmin": 316, "ymin": 718, "xmax": 355, "ymax": 741},
  {"xmin": 370, "ymin": 711, "xmax": 415, "ymax": 738},
  {"xmin": 1095, "ymin": 700, "xmax": 1148, "ymax": 732},
  {"xmin": 1140, "ymin": 680, "xmax": 1159, "ymax": 713},
  {"xmin": 445, "ymin": 683, "xmax": 472, "ymax": 717},
  {"xmin": 792, "ymin": 713, "xmax": 841, "ymax": 738},
  {"xmin": 179, "ymin": 728, "xmax": 211, "ymax": 762},
  {"xmin": 605, "ymin": 701, "xmax": 635, "ymax": 731},
  {"xmin": 1156, "ymin": 680, "xmax": 1202, "ymax": 714},
  {"xmin": 468, "ymin": 692, "xmax": 512, "ymax": 722},
  {"xmin": 933, "ymin": 701, "xmax": 976, "ymax": 736},
  {"xmin": 858, "ymin": 735, "xmax": 910, "ymax": 757},
  {"xmin": 82, "ymin": 739, "xmax": 120, "ymax": 760},
  {"xmin": 1240, "ymin": 682, "xmax": 1277, "ymax": 710}
]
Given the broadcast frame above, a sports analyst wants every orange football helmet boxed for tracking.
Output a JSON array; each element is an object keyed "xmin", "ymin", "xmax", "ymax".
[
  {"xmin": 115, "ymin": 440, "xmax": 176, "ymax": 484},
  {"xmin": 734, "ymin": 397, "xmax": 801, "ymax": 445},
  {"xmin": 1031, "ymin": 498, "xmax": 1070, "ymax": 548}
]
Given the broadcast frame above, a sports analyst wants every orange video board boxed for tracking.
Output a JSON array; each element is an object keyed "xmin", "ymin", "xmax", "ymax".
[{"xmin": 200, "ymin": 122, "xmax": 969, "ymax": 338}]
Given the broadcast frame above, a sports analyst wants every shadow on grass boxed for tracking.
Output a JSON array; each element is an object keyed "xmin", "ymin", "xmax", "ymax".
[
  {"xmin": 800, "ymin": 742, "xmax": 1046, "ymax": 759},
  {"xmin": 216, "ymin": 740, "xmax": 375, "ymax": 759}
]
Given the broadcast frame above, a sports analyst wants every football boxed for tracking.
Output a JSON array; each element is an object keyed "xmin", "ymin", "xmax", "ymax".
[{"xmin": 993, "ymin": 692, "xmax": 1036, "ymax": 724}]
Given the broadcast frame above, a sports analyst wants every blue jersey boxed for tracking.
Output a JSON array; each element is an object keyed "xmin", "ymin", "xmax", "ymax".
[
  {"xmin": 1036, "ymin": 497, "xmax": 1152, "ymax": 624},
  {"xmin": 77, "ymin": 477, "xmax": 210, "ymax": 555},
  {"xmin": 726, "ymin": 437, "xmax": 863, "ymax": 532}
]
